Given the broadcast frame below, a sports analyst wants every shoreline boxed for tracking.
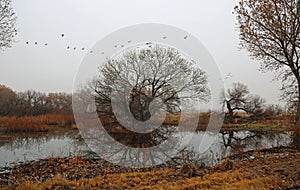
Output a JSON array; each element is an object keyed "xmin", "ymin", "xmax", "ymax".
[
  {"xmin": 0, "ymin": 114, "xmax": 299, "ymax": 189},
  {"xmin": 0, "ymin": 147, "xmax": 299, "ymax": 189}
]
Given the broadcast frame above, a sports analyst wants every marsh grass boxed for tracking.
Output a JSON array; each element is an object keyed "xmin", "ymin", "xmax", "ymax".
[
  {"xmin": 2, "ymin": 167, "xmax": 280, "ymax": 190},
  {"xmin": 0, "ymin": 114, "xmax": 75, "ymax": 133},
  {"xmin": 163, "ymin": 112, "xmax": 296, "ymax": 131}
]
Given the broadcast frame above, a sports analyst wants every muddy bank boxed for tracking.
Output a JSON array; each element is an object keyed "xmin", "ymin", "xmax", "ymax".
[{"xmin": 0, "ymin": 147, "xmax": 299, "ymax": 189}]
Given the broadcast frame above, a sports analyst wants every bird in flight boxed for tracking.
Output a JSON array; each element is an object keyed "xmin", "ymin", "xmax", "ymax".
[
  {"xmin": 121, "ymin": 45, "xmax": 124, "ymax": 48},
  {"xmin": 82, "ymin": 48, "xmax": 85, "ymax": 51},
  {"xmin": 225, "ymin": 72, "xmax": 233, "ymax": 79},
  {"xmin": 25, "ymin": 41, "xmax": 29, "ymax": 44},
  {"xmin": 61, "ymin": 33, "xmax": 65, "ymax": 37},
  {"xmin": 44, "ymin": 43, "xmax": 48, "ymax": 46},
  {"xmin": 34, "ymin": 42, "xmax": 38, "ymax": 45},
  {"xmin": 128, "ymin": 40, "xmax": 131, "ymax": 43},
  {"xmin": 114, "ymin": 45, "xmax": 117, "ymax": 48},
  {"xmin": 67, "ymin": 46, "xmax": 70, "ymax": 49},
  {"xmin": 90, "ymin": 51, "xmax": 93, "ymax": 53},
  {"xmin": 184, "ymin": 35, "xmax": 188, "ymax": 39},
  {"xmin": 73, "ymin": 47, "xmax": 76, "ymax": 50},
  {"xmin": 163, "ymin": 36, "xmax": 167, "ymax": 39}
]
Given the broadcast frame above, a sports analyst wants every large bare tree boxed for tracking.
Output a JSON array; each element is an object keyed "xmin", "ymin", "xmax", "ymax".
[
  {"xmin": 0, "ymin": 0, "xmax": 17, "ymax": 50},
  {"xmin": 234, "ymin": 0, "xmax": 300, "ymax": 125},
  {"xmin": 88, "ymin": 46, "xmax": 210, "ymax": 166},
  {"xmin": 94, "ymin": 46, "xmax": 210, "ymax": 124}
]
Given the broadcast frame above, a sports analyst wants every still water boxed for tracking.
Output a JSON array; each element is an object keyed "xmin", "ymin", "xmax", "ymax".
[
  {"xmin": 0, "ymin": 130, "xmax": 292, "ymax": 168},
  {"xmin": 0, "ymin": 131, "xmax": 89, "ymax": 168}
]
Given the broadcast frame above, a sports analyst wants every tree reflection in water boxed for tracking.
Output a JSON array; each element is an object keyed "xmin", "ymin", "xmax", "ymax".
[
  {"xmin": 292, "ymin": 130, "xmax": 300, "ymax": 150},
  {"xmin": 184, "ymin": 130, "xmax": 293, "ymax": 166},
  {"xmin": 74, "ymin": 46, "xmax": 211, "ymax": 168},
  {"xmin": 220, "ymin": 130, "xmax": 292, "ymax": 158},
  {"xmin": 0, "ymin": 129, "xmax": 295, "ymax": 168},
  {"xmin": 0, "ymin": 131, "xmax": 89, "ymax": 166},
  {"xmin": 82, "ymin": 124, "xmax": 181, "ymax": 168}
]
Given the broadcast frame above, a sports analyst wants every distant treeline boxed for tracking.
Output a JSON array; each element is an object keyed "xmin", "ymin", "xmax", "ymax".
[{"xmin": 0, "ymin": 84, "xmax": 72, "ymax": 116}]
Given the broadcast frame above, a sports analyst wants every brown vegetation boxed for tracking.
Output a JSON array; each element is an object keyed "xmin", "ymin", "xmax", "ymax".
[
  {"xmin": 0, "ymin": 85, "xmax": 72, "ymax": 117},
  {"xmin": 222, "ymin": 113, "xmax": 297, "ymax": 131},
  {"xmin": 161, "ymin": 112, "xmax": 297, "ymax": 132},
  {"xmin": 96, "ymin": 111, "xmax": 298, "ymax": 135},
  {"xmin": 0, "ymin": 114, "xmax": 75, "ymax": 133},
  {"xmin": 1, "ymin": 149, "xmax": 299, "ymax": 189},
  {"xmin": 1, "ymin": 110, "xmax": 293, "ymax": 134}
]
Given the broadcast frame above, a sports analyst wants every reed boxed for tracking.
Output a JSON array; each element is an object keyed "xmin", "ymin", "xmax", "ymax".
[{"xmin": 0, "ymin": 114, "xmax": 75, "ymax": 133}]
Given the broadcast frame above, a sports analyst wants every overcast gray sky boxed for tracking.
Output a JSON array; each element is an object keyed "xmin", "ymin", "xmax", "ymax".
[{"xmin": 0, "ymin": 0, "xmax": 283, "ymax": 105}]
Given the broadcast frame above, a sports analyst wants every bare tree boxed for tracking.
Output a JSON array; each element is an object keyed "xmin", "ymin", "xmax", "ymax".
[
  {"xmin": 244, "ymin": 94, "xmax": 266, "ymax": 116},
  {"xmin": 0, "ymin": 84, "xmax": 17, "ymax": 115},
  {"xmin": 221, "ymin": 83, "xmax": 265, "ymax": 122},
  {"xmin": 221, "ymin": 83, "xmax": 249, "ymax": 120},
  {"xmin": 94, "ymin": 46, "xmax": 210, "ymax": 122},
  {"xmin": 234, "ymin": 0, "xmax": 300, "ymax": 125},
  {"xmin": 263, "ymin": 104, "xmax": 284, "ymax": 118},
  {"xmin": 280, "ymin": 80, "xmax": 298, "ymax": 113},
  {"xmin": 89, "ymin": 46, "xmax": 210, "ymax": 166},
  {"xmin": 0, "ymin": 0, "xmax": 17, "ymax": 50}
]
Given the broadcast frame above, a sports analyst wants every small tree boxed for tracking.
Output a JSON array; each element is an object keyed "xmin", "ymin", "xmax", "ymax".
[
  {"xmin": 221, "ymin": 83, "xmax": 249, "ymax": 120},
  {"xmin": 263, "ymin": 104, "xmax": 284, "ymax": 118},
  {"xmin": 234, "ymin": 0, "xmax": 300, "ymax": 125},
  {"xmin": 0, "ymin": 0, "xmax": 17, "ymax": 50},
  {"xmin": 221, "ymin": 83, "xmax": 265, "ymax": 122}
]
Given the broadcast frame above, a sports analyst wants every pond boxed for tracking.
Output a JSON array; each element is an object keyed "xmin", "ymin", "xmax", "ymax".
[
  {"xmin": 0, "ymin": 129, "xmax": 293, "ymax": 170},
  {"xmin": 187, "ymin": 130, "xmax": 292, "ymax": 166},
  {"xmin": 0, "ymin": 131, "xmax": 90, "ymax": 171}
]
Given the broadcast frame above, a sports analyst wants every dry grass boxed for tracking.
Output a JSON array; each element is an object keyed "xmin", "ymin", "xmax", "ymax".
[
  {"xmin": 0, "ymin": 114, "xmax": 75, "ymax": 133},
  {"xmin": 163, "ymin": 112, "xmax": 296, "ymax": 131},
  {"xmin": 223, "ymin": 113, "xmax": 295, "ymax": 128},
  {"xmin": 1, "ymin": 168, "xmax": 280, "ymax": 190},
  {"xmin": 2, "ymin": 151, "xmax": 299, "ymax": 189},
  {"xmin": 0, "ymin": 111, "xmax": 295, "ymax": 133}
]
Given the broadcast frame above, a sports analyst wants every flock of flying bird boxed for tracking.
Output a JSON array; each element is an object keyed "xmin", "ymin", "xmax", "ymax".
[
  {"xmin": 24, "ymin": 34, "xmax": 190, "ymax": 55},
  {"xmin": 24, "ymin": 34, "xmax": 233, "ymax": 80}
]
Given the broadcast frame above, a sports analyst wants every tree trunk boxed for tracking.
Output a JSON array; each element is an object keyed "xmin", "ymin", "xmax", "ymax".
[
  {"xmin": 296, "ymin": 96, "xmax": 300, "ymax": 126},
  {"xmin": 296, "ymin": 79, "xmax": 300, "ymax": 127},
  {"xmin": 292, "ymin": 130, "xmax": 300, "ymax": 150},
  {"xmin": 226, "ymin": 101, "xmax": 234, "ymax": 123}
]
